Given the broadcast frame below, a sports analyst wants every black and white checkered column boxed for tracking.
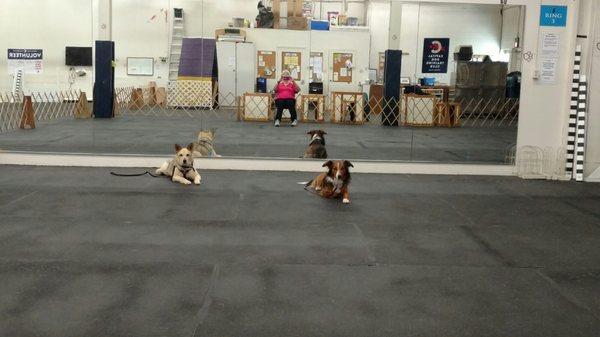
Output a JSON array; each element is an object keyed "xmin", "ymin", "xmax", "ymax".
[
  {"xmin": 565, "ymin": 45, "xmax": 581, "ymax": 179},
  {"xmin": 575, "ymin": 75, "xmax": 588, "ymax": 182}
]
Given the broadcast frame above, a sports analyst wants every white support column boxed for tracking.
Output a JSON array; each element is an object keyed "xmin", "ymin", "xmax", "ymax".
[
  {"xmin": 96, "ymin": 0, "xmax": 112, "ymax": 40},
  {"xmin": 582, "ymin": 0, "xmax": 600, "ymax": 181},
  {"xmin": 516, "ymin": 0, "xmax": 581, "ymax": 176},
  {"xmin": 387, "ymin": 1, "xmax": 402, "ymax": 51}
]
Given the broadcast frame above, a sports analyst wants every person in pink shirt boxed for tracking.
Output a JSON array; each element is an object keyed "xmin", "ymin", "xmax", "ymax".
[{"xmin": 273, "ymin": 70, "xmax": 300, "ymax": 127}]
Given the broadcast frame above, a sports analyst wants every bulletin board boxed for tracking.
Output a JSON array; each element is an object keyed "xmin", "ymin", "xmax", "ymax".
[
  {"xmin": 281, "ymin": 51, "xmax": 302, "ymax": 80},
  {"xmin": 127, "ymin": 57, "xmax": 154, "ymax": 76},
  {"xmin": 309, "ymin": 52, "xmax": 323, "ymax": 82},
  {"xmin": 257, "ymin": 50, "xmax": 276, "ymax": 79},
  {"xmin": 332, "ymin": 52, "xmax": 353, "ymax": 83}
]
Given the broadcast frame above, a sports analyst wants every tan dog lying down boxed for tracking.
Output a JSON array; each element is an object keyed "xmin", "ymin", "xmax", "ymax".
[
  {"xmin": 155, "ymin": 143, "xmax": 201, "ymax": 185},
  {"xmin": 193, "ymin": 129, "xmax": 221, "ymax": 158}
]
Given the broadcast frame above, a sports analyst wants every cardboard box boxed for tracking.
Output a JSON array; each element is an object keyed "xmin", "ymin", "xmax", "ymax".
[
  {"xmin": 287, "ymin": 0, "xmax": 303, "ymax": 17},
  {"xmin": 337, "ymin": 15, "xmax": 348, "ymax": 26},
  {"xmin": 287, "ymin": 16, "xmax": 307, "ymax": 30}
]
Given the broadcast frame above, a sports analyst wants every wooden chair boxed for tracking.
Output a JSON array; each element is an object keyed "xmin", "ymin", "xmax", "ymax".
[
  {"xmin": 449, "ymin": 102, "xmax": 462, "ymax": 127},
  {"xmin": 331, "ymin": 91, "xmax": 364, "ymax": 124},
  {"xmin": 242, "ymin": 93, "xmax": 272, "ymax": 121},
  {"xmin": 431, "ymin": 101, "xmax": 462, "ymax": 127},
  {"xmin": 300, "ymin": 94, "xmax": 325, "ymax": 122}
]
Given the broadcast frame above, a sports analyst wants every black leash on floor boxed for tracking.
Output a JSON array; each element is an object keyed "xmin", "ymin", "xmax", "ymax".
[
  {"xmin": 299, "ymin": 179, "xmax": 319, "ymax": 195},
  {"xmin": 110, "ymin": 171, "xmax": 160, "ymax": 178}
]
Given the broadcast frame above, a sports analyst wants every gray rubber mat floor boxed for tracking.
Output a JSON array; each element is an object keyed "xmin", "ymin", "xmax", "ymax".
[
  {"xmin": 1, "ymin": 166, "xmax": 599, "ymax": 336},
  {"xmin": 0, "ymin": 115, "xmax": 517, "ymax": 163}
]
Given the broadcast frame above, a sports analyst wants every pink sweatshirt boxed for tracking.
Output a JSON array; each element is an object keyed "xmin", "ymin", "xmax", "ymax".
[{"xmin": 274, "ymin": 81, "xmax": 299, "ymax": 100}]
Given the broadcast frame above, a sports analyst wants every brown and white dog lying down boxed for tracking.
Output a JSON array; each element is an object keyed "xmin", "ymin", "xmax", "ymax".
[
  {"xmin": 155, "ymin": 143, "xmax": 201, "ymax": 185},
  {"xmin": 306, "ymin": 160, "xmax": 353, "ymax": 204},
  {"xmin": 302, "ymin": 129, "xmax": 327, "ymax": 159}
]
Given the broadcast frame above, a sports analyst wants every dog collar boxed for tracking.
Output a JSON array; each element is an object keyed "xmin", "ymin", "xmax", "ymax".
[
  {"xmin": 173, "ymin": 165, "xmax": 195, "ymax": 176},
  {"xmin": 309, "ymin": 136, "xmax": 323, "ymax": 145}
]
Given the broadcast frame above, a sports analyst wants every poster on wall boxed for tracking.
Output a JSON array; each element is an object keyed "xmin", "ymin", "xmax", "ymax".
[
  {"xmin": 422, "ymin": 38, "xmax": 449, "ymax": 73},
  {"xmin": 7, "ymin": 49, "xmax": 43, "ymax": 74}
]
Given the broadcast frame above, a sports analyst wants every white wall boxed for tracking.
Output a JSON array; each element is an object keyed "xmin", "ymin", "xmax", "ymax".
[
  {"xmin": 245, "ymin": 28, "xmax": 312, "ymax": 93},
  {"xmin": 500, "ymin": 6, "xmax": 524, "ymax": 51},
  {"xmin": 313, "ymin": 1, "xmax": 366, "ymax": 24},
  {"xmin": 366, "ymin": 1, "xmax": 390, "ymax": 69},
  {"xmin": 110, "ymin": 0, "xmax": 369, "ymax": 89},
  {"xmin": 112, "ymin": 0, "xmax": 171, "ymax": 87},
  {"xmin": 0, "ymin": 0, "xmax": 95, "ymax": 93},
  {"xmin": 0, "ymin": 0, "xmax": 368, "ymax": 93},
  {"xmin": 499, "ymin": 5, "xmax": 524, "ymax": 71},
  {"xmin": 394, "ymin": 2, "xmax": 503, "ymax": 84},
  {"xmin": 581, "ymin": 0, "xmax": 600, "ymax": 179},
  {"xmin": 244, "ymin": 28, "xmax": 371, "ymax": 94}
]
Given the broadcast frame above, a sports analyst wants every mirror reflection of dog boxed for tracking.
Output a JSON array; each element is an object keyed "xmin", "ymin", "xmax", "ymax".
[
  {"xmin": 302, "ymin": 129, "xmax": 328, "ymax": 159},
  {"xmin": 193, "ymin": 129, "xmax": 221, "ymax": 157},
  {"xmin": 306, "ymin": 160, "xmax": 353, "ymax": 203},
  {"xmin": 155, "ymin": 143, "xmax": 201, "ymax": 185}
]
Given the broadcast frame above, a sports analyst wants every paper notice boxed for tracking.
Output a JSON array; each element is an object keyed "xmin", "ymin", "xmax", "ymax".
[
  {"xmin": 333, "ymin": 72, "xmax": 339, "ymax": 81},
  {"xmin": 340, "ymin": 68, "xmax": 347, "ymax": 77},
  {"xmin": 540, "ymin": 58, "xmax": 558, "ymax": 84},
  {"xmin": 313, "ymin": 58, "xmax": 323, "ymax": 74},
  {"xmin": 541, "ymin": 32, "xmax": 560, "ymax": 58},
  {"xmin": 291, "ymin": 68, "xmax": 299, "ymax": 79}
]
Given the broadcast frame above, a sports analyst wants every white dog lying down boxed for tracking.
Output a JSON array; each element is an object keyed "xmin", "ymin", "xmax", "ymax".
[{"xmin": 155, "ymin": 143, "xmax": 201, "ymax": 185}]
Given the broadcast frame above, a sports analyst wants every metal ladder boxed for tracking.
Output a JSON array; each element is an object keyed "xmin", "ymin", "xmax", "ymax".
[
  {"xmin": 12, "ymin": 68, "xmax": 23, "ymax": 98},
  {"xmin": 168, "ymin": 8, "xmax": 184, "ymax": 81}
]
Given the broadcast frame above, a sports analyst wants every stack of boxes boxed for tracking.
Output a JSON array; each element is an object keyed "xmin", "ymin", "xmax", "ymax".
[{"xmin": 273, "ymin": 0, "xmax": 307, "ymax": 30}]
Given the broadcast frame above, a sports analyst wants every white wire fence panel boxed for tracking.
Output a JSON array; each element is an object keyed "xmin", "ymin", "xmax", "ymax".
[
  {"xmin": 457, "ymin": 96, "xmax": 520, "ymax": 127},
  {"xmin": 115, "ymin": 82, "xmax": 238, "ymax": 120},
  {"xmin": 114, "ymin": 83, "xmax": 520, "ymax": 128},
  {"xmin": 30, "ymin": 90, "xmax": 80, "ymax": 121},
  {"xmin": 0, "ymin": 93, "xmax": 23, "ymax": 133},
  {"xmin": 0, "ymin": 90, "xmax": 82, "ymax": 133}
]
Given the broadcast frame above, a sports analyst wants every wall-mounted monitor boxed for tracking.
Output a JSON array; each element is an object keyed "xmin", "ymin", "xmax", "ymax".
[{"xmin": 65, "ymin": 47, "xmax": 92, "ymax": 66}]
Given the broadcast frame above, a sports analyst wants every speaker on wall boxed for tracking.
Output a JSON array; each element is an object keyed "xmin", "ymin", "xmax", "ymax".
[
  {"xmin": 382, "ymin": 49, "xmax": 402, "ymax": 126},
  {"xmin": 93, "ymin": 40, "xmax": 115, "ymax": 118}
]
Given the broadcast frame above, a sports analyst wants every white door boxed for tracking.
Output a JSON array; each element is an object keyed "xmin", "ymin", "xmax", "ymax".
[
  {"xmin": 236, "ymin": 42, "xmax": 256, "ymax": 97},
  {"xmin": 216, "ymin": 41, "xmax": 236, "ymax": 106}
]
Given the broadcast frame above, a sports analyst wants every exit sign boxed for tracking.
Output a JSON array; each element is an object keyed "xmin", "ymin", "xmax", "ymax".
[{"xmin": 540, "ymin": 5, "xmax": 567, "ymax": 27}]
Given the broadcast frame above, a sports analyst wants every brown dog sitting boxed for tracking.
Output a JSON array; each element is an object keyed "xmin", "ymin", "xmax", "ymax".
[
  {"xmin": 302, "ymin": 129, "xmax": 327, "ymax": 159},
  {"xmin": 307, "ymin": 160, "xmax": 353, "ymax": 203}
]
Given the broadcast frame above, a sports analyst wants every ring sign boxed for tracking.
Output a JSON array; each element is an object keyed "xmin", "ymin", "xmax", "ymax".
[{"xmin": 540, "ymin": 5, "xmax": 567, "ymax": 27}]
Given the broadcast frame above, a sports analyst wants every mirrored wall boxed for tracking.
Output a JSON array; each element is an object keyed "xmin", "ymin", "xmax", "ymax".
[{"xmin": 0, "ymin": 0, "xmax": 525, "ymax": 164}]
